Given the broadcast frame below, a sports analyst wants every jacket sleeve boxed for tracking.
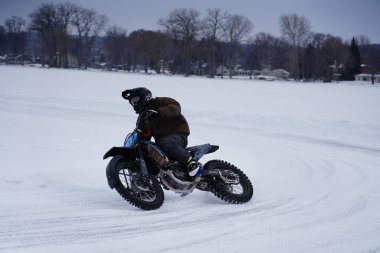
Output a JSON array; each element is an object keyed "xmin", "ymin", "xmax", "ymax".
[{"xmin": 156, "ymin": 97, "xmax": 181, "ymax": 118}]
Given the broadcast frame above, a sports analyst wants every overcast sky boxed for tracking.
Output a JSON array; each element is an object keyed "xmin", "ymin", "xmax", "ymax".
[{"xmin": 1, "ymin": 0, "xmax": 379, "ymax": 43}]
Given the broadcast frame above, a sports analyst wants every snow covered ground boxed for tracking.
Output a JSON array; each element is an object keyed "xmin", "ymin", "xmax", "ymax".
[{"xmin": 1, "ymin": 65, "xmax": 380, "ymax": 253}]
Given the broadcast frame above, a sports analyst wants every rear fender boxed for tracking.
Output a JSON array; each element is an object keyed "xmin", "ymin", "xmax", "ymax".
[{"xmin": 187, "ymin": 144, "xmax": 219, "ymax": 161}]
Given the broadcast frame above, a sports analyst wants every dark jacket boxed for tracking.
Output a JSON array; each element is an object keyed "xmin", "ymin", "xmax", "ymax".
[{"xmin": 138, "ymin": 97, "xmax": 190, "ymax": 139}]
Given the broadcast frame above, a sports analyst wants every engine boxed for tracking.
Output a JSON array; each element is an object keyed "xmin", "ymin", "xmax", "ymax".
[{"xmin": 159, "ymin": 168, "xmax": 194, "ymax": 193}]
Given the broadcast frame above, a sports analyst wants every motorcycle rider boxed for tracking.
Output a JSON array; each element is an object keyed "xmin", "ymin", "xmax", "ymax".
[{"xmin": 121, "ymin": 87, "xmax": 201, "ymax": 176}]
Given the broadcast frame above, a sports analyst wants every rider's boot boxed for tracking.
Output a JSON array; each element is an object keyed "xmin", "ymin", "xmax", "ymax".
[{"xmin": 186, "ymin": 157, "xmax": 203, "ymax": 177}]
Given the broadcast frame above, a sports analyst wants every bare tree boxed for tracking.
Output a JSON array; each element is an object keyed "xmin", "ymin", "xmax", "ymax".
[
  {"xmin": 104, "ymin": 26, "xmax": 128, "ymax": 69},
  {"xmin": 252, "ymin": 32, "xmax": 278, "ymax": 70},
  {"xmin": 5, "ymin": 16, "xmax": 26, "ymax": 59},
  {"xmin": 158, "ymin": 8, "xmax": 200, "ymax": 76},
  {"xmin": 30, "ymin": 3, "xmax": 58, "ymax": 67},
  {"xmin": 56, "ymin": 3, "xmax": 76, "ymax": 68},
  {"xmin": 201, "ymin": 8, "xmax": 228, "ymax": 77},
  {"xmin": 222, "ymin": 14, "xmax": 253, "ymax": 78},
  {"xmin": 280, "ymin": 13, "xmax": 311, "ymax": 79},
  {"xmin": 321, "ymin": 35, "xmax": 347, "ymax": 66},
  {"xmin": 72, "ymin": 7, "xmax": 108, "ymax": 69},
  {"xmin": 5, "ymin": 16, "xmax": 26, "ymax": 34},
  {"xmin": 354, "ymin": 35, "xmax": 370, "ymax": 46},
  {"xmin": 354, "ymin": 34, "xmax": 371, "ymax": 64},
  {"xmin": 29, "ymin": 3, "xmax": 75, "ymax": 68},
  {"xmin": 129, "ymin": 29, "xmax": 167, "ymax": 73},
  {"xmin": 317, "ymin": 34, "xmax": 348, "ymax": 80},
  {"xmin": 245, "ymin": 33, "xmax": 287, "ymax": 78}
]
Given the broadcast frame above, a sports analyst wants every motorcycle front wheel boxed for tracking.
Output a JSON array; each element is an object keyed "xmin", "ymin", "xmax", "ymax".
[{"xmin": 114, "ymin": 160, "xmax": 164, "ymax": 210}]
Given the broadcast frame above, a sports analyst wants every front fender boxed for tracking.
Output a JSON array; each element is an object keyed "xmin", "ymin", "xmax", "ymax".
[
  {"xmin": 103, "ymin": 146, "xmax": 134, "ymax": 160},
  {"xmin": 106, "ymin": 155, "xmax": 128, "ymax": 189},
  {"xmin": 104, "ymin": 147, "xmax": 135, "ymax": 189}
]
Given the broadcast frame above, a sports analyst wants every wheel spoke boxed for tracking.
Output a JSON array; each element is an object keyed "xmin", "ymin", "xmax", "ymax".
[
  {"xmin": 119, "ymin": 168, "xmax": 135, "ymax": 189},
  {"xmin": 137, "ymin": 188, "xmax": 157, "ymax": 202},
  {"xmin": 122, "ymin": 170, "xmax": 129, "ymax": 188},
  {"xmin": 214, "ymin": 168, "xmax": 245, "ymax": 194}
]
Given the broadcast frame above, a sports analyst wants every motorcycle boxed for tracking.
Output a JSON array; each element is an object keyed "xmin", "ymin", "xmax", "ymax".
[{"xmin": 103, "ymin": 127, "xmax": 254, "ymax": 210}]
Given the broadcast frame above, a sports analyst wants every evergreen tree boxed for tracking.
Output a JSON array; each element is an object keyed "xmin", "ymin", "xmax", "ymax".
[
  {"xmin": 0, "ymin": 26, "xmax": 6, "ymax": 55},
  {"xmin": 346, "ymin": 37, "xmax": 361, "ymax": 80}
]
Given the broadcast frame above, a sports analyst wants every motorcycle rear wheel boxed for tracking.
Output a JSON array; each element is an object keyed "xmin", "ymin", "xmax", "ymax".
[
  {"xmin": 114, "ymin": 160, "xmax": 164, "ymax": 210},
  {"xmin": 205, "ymin": 160, "xmax": 253, "ymax": 204}
]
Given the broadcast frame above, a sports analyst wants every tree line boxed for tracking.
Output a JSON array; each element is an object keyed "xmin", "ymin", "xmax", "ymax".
[{"xmin": 1, "ymin": 2, "xmax": 379, "ymax": 80}]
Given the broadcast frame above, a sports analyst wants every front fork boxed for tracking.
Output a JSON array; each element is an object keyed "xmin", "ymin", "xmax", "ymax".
[{"xmin": 136, "ymin": 145, "xmax": 148, "ymax": 176}]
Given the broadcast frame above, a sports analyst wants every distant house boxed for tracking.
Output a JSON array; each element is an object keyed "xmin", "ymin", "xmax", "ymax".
[
  {"xmin": 270, "ymin": 69, "xmax": 290, "ymax": 79},
  {"xmin": 328, "ymin": 63, "xmax": 346, "ymax": 81},
  {"xmin": 216, "ymin": 65, "xmax": 252, "ymax": 77},
  {"xmin": 259, "ymin": 68, "xmax": 290, "ymax": 79},
  {"xmin": 216, "ymin": 65, "xmax": 230, "ymax": 76},
  {"xmin": 215, "ymin": 65, "xmax": 290, "ymax": 79},
  {"xmin": 355, "ymin": 73, "xmax": 380, "ymax": 83},
  {"xmin": 4, "ymin": 54, "xmax": 35, "ymax": 65},
  {"xmin": 355, "ymin": 73, "xmax": 372, "ymax": 81},
  {"xmin": 0, "ymin": 55, "xmax": 6, "ymax": 64},
  {"xmin": 233, "ymin": 66, "xmax": 251, "ymax": 76},
  {"xmin": 360, "ymin": 64, "xmax": 375, "ymax": 74},
  {"xmin": 193, "ymin": 62, "xmax": 208, "ymax": 76},
  {"xmin": 355, "ymin": 64, "xmax": 379, "ymax": 83}
]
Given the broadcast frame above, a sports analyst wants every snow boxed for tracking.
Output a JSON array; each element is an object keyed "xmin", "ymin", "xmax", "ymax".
[{"xmin": 1, "ymin": 65, "xmax": 380, "ymax": 253}]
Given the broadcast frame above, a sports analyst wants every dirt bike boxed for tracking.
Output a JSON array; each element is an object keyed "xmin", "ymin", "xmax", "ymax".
[{"xmin": 103, "ymin": 127, "xmax": 254, "ymax": 211}]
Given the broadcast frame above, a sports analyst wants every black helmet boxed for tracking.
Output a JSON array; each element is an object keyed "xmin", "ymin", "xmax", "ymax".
[{"xmin": 122, "ymin": 87, "xmax": 152, "ymax": 113}]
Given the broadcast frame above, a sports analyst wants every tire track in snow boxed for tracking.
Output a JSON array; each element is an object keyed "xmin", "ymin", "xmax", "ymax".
[
  {"xmin": 4, "ymin": 134, "xmax": 377, "ymax": 253},
  {"xmin": 233, "ymin": 132, "xmax": 380, "ymax": 252}
]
